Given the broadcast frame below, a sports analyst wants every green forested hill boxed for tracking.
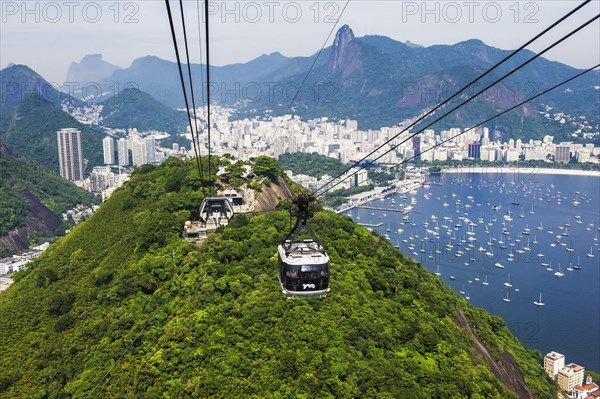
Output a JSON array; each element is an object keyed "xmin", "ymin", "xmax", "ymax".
[
  {"xmin": 99, "ymin": 88, "xmax": 187, "ymax": 134},
  {"xmin": 0, "ymin": 157, "xmax": 557, "ymax": 398},
  {"xmin": 278, "ymin": 152, "xmax": 347, "ymax": 180}
]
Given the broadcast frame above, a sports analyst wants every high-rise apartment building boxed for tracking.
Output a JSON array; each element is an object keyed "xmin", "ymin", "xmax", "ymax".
[
  {"xmin": 145, "ymin": 137, "xmax": 156, "ymax": 164},
  {"xmin": 57, "ymin": 128, "xmax": 84, "ymax": 181},
  {"xmin": 131, "ymin": 137, "xmax": 157, "ymax": 166},
  {"xmin": 117, "ymin": 138, "xmax": 129, "ymax": 166},
  {"xmin": 468, "ymin": 141, "xmax": 481, "ymax": 159},
  {"xmin": 555, "ymin": 144, "xmax": 571, "ymax": 163},
  {"xmin": 103, "ymin": 136, "xmax": 115, "ymax": 165}
]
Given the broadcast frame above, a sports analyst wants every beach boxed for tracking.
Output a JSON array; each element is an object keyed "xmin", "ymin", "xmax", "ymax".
[{"xmin": 442, "ymin": 166, "xmax": 600, "ymax": 177}]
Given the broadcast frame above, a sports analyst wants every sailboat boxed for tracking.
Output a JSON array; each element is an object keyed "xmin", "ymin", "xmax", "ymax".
[
  {"xmin": 504, "ymin": 274, "xmax": 513, "ymax": 288},
  {"xmin": 572, "ymin": 256, "xmax": 583, "ymax": 270},
  {"xmin": 534, "ymin": 293, "xmax": 545, "ymax": 307},
  {"xmin": 587, "ymin": 246, "xmax": 595, "ymax": 258},
  {"xmin": 567, "ymin": 262, "xmax": 574, "ymax": 272},
  {"xmin": 435, "ymin": 265, "xmax": 441, "ymax": 276},
  {"xmin": 482, "ymin": 275, "xmax": 489, "ymax": 286},
  {"xmin": 503, "ymin": 291, "xmax": 511, "ymax": 303},
  {"xmin": 554, "ymin": 264, "xmax": 565, "ymax": 278}
]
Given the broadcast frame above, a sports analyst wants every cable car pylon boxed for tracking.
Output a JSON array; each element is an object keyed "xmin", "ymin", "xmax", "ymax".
[{"xmin": 277, "ymin": 194, "xmax": 330, "ymax": 299}]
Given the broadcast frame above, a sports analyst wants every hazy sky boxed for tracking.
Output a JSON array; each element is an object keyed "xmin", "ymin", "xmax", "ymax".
[{"xmin": 1, "ymin": 0, "xmax": 599, "ymax": 83}]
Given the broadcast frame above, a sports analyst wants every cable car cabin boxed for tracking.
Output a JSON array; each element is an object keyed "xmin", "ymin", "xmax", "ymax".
[{"xmin": 278, "ymin": 239, "xmax": 330, "ymax": 298}]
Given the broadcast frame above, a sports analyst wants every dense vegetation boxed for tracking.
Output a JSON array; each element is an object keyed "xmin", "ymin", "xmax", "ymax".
[
  {"xmin": 99, "ymin": 88, "xmax": 187, "ymax": 135},
  {"xmin": 279, "ymin": 152, "xmax": 347, "ymax": 180},
  {"xmin": 0, "ymin": 157, "xmax": 557, "ymax": 398},
  {"xmin": 0, "ymin": 142, "xmax": 98, "ymax": 237}
]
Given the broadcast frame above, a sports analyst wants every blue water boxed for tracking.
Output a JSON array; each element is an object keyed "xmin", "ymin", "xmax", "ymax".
[{"xmin": 343, "ymin": 171, "xmax": 600, "ymax": 371}]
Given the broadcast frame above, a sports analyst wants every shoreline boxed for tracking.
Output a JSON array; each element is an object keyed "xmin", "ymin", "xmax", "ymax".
[{"xmin": 442, "ymin": 166, "xmax": 600, "ymax": 177}]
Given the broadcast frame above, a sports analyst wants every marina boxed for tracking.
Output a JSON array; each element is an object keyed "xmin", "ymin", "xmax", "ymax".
[{"xmin": 342, "ymin": 171, "xmax": 600, "ymax": 371}]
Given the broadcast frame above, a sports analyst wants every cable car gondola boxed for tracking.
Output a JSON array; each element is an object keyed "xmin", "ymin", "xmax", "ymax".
[{"xmin": 278, "ymin": 194, "xmax": 330, "ymax": 298}]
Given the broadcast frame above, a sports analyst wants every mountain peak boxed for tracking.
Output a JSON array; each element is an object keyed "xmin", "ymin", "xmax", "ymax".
[
  {"xmin": 65, "ymin": 54, "xmax": 121, "ymax": 85},
  {"xmin": 404, "ymin": 40, "xmax": 423, "ymax": 48},
  {"xmin": 328, "ymin": 25, "xmax": 358, "ymax": 73},
  {"xmin": 333, "ymin": 24, "xmax": 355, "ymax": 49}
]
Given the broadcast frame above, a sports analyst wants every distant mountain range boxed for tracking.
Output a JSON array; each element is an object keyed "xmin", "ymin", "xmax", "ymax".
[
  {"xmin": 65, "ymin": 54, "xmax": 121, "ymax": 88},
  {"xmin": 93, "ymin": 52, "xmax": 289, "ymax": 108},
  {"xmin": 70, "ymin": 25, "xmax": 598, "ymax": 140}
]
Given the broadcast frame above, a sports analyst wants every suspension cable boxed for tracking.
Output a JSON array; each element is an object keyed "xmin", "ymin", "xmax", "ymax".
[
  {"xmin": 204, "ymin": 0, "xmax": 212, "ymax": 181},
  {"xmin": 164, "ymin": 0, "xmax": 203, "ymax": 181},
  {"xmin": 196, "ymin": 0, "xmax": 206, "ymax": 106},
  {"xmin": 178, "ymin": 0, "xmax": 203, "ymax": 180}
]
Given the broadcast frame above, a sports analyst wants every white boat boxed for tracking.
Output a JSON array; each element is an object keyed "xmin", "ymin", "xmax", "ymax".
[
  {"xmin": 482, "ymin": 276, "xmax": 489, "ymax": 286},
  {"xmin": 534, "ymin": 293, "xmax": 545, "ymax": 307},
  {"xmin": 495, "ymin": 262, "xmax": 504, "ymax": 269},
  {"xmin": 554, "ymin": 264, "xmax": 565, "ymax": 278},
  {"xmin": 435, "ymin": 265, "xmax": 441, "ymax": 276},
  {"xmin": 503, "ymin": 291, "xmax": 511, "ymax": 303},
  {"xmin": 504, "ymin": 274, "xmax": 512, "ymax": 288},
  {"xmin": 587, "ymin": 246, "xmax": 595, "ymax": 258},
  {"xmin": 567, "ymin": 262, "xmax": 574, "ymax": 272}
]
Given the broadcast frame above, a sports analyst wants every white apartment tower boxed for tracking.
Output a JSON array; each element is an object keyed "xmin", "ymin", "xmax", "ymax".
[
  {"xmin": 544, "ymin": 352, "xmax": 565, "ymax": 381},
  {"xmin": 132, "ymin": 138, "xmax": 147, "ymax": 166},
  {"xmin": 57, "ymin": 128, "xmax": 84, "ymax": 181},
  {"xmin": 117, "ymin": 138, "xmax": 129, "ymax": 166},
  {"xmin": 103, "ymin": 136, "xmax": 115, "ymax": 165}
]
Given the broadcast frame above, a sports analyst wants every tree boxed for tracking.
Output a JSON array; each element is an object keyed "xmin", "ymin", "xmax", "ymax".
[{"xmin": 251, "ymin": 156, "xmax": 283, "ymax": 177}]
